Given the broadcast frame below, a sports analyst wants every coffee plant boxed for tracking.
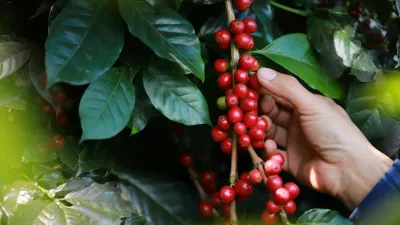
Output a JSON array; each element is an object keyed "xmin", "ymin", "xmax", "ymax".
[{"xmin": 0, "ymin": 0, "xmax": 399, "ymax": 224}]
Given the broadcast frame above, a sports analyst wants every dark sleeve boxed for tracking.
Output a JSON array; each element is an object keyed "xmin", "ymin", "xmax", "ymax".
[{"xmin": 349, "ymin": 159, "xmax": 400, "ymax": 224}]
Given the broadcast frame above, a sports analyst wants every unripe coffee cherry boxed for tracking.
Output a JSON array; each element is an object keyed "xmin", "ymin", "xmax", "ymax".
[
  {"xmin": 221, "ymin": 138, "xmax": 233, "ymax": 154},
  {"xmin": 229, "ymin": 19, "xmax": 245, "ymax": 34},
  {"xmin": 249, "ymin": 169, "xmax": 263, "ymax": 184},
  {"xmin": 266, "ymin": 200, "xmax": 280, "ymax": 214},
  {"xmin": 284, "ymin": 182, "xmax": 300, "ymax": 199},
  {"xmin": 274, "ymin": 188, "xmax": 291, "ymax": 205},
  {"xmin": 228, "ymin": 107, "xmax": 243, "ymax": 123},
  {"xmin": 238, "ymin": 134, "xmax": 251, "ymax": 148},
  {"xmin": 217, "ymin": 115, "xmax": 230, "ymax": 131},
  {"xmin": 214, "ymin": 59, "xmax": 230, "ymax": 73},
  {"xmin": 220, "ymin": 186, "xmax": 236, "ymax": 203},
  {"xmin": 217, "ymin": 73, "xmax": 232, "ymax": 90},
  {"xmin": 178, "ymin": 153, "xmax": 193, "ymax": 167},
  {"xmin": 235, "ymin": 0, "xmax": 253, "ymax": 11},
  {"xmin": 240, "ymin": 172, "xmax": 250, "ymax": 181},
  {"xmin": 243, "ymin": 18, "xmax": 257, "ymax": 34},
  {"xmin": 283, "ymin": 201, "xmax": 297, "ymax": 215},
  {"xmin": 233, "ymin": 83, "xmax": 248, "ymax": 99},
  {"xmin": 256, "ymin": 117, "xmax": 268, "ymax": 130},
  {"xmin": 249, "ymin": 127, "xmax": 265, "ymax": 141},
  {"xmin": 243, "ymin": 112, "xmax": 258, "ymax": 128},
  {"xmin": 249, "ymin": 74, "xmax": 261, "ymax": 89},
  {"xmin": 252, "ymin": 140, "xmax": 264, "ymax": 149},
  {"xmin": 268, "ymin": 152, "xmax": 285, "ymax": 166},
  {"xmin": 262, "ymin": 211, "xmax": 278, "ymax": 225},
  {"xmin": 266, "ymin": 175, "xmax": 283, "ymax": 192},
  {"xmin": 200, "ymin": 170, "xmax": 216, "ymax": 185},
  {"xmin": 211, "ymin": 127, "xmax": 227, "ymax": 142},
  {"xmin": 239, "ymin": 54, "xmax": 256, "ymax": 70},
  {"xmin": 234, "ymin": 69, "xmax": 249, "ymax": 84},
  {"xmin": 234, "ymin": 33, "xmax": 254, "ymax": 50},
  {"xmin": 215, "ymin": 29, "xmax": 231, "ymax": 44},
  {"xmin": 235, "ymin": 180, "xmax": 254, "ymax": 197},
  {"xmin": 217, "ymin": 96, "xmax": 227, "ymax": 110},
  {"xmin": 240, "ymin": 98, "xmax": 258, "ymax": 112},
  {"xmin": 264, "ymin": 160, "xmax": 282, "ymax": 176},
  {"xmin": 234, "ymin": 122, "xmax": 247, "ymax": 135},
  {"xmin": 225, "ymin": 94, "xmax": 239, "ymax": 108},
  {"xmin": 199, "ymin": 201, "xmax": 213, "ymax": 216}
]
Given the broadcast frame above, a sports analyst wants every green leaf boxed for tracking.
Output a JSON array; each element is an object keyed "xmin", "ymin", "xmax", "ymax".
[
  {"xmin": 253, "ymin": 0, "xmax": 280, "ymax": 44},
  {"xmin": 8, "ymin": 200, "xmax": 51, "ymax": 225},
  {"xmin": 79, "ymin": 68, "xmax": 135, "ymax": 142},
  {"xmin": 296, "ymin": 208, "xmax": 353, "ymax": 225},
  {"xmin": 118, "ymin": 0, "xmax": 205, "ymax": 81},
  {"xmin": 45, "ymin": 0, "xmax": 124, "ymax": 86},
  {"xmin": 31, "ymin": 164, "xmax": 64, "ymax": 189},
  {"xmin": 124, "ymin": 214, "xmax": 149, "ymax": 225},
  {"xmin": 333, "ymin": 29, "xmax": 381, "ymax": 82},
  {"xmin": 77, "ymin": 142, "xmax": 113, "ymax": 175},
  {"xmin": 0, "ymin": 41, "xmax": 31, "ymax": 80},
  {"xmin": 396, "ymin": 39, "xmax": 400, "ymax": 68},
  {"xmin": 252, "ymin": 33, "xmax": 343, "ymax": 99},
  {"xmin": 1, "ymin": 181, "xmax": 41, "ymax": 217},
  {"xmin": 59, "ymin": 136, "xmax": 80, "ymax": 170},
  {"xmin": 143, "ymin": 58, "xmax": 211, "ymax": 126},
  {"xmin": 23, "ymin": 133, "xmax": 58, "ymax": 163},
  {"xmin": 397, "ymin": 0, "xmax": 400, "ymax": 16},
  {"xmin": 113, "ymin": 169, "xmax": 200, "ymax": 225}
]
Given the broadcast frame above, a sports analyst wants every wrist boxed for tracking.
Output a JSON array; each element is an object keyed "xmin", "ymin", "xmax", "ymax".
[{"xmin": 338, "ymin": 144, "xmax": 393, "ymax": 210}]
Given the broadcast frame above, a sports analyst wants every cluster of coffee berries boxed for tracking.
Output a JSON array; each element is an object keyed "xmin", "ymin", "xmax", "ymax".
[{"xmin": 215, "ymin": 18, "xmax": 256, "ymax": 51}]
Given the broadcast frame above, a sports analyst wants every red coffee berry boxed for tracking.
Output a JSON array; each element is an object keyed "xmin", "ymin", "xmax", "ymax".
[
  {"xmin": 211, "ymin": 192, "xmax": 222, "ymax": 206},
  {"xmin": 264, "ymin": 160, "xmax": 282, "ymax": 176},
  {"xmin": 40, "ymin": 75, "xmax": 47, "ymax": 88},
  {"xmin": 274, "ymin": 188, "xmax": 291, "ymax": 205},
  {"xmin": 262, "ymin": 211, "xmax": 278, "ymax": 225},
  {"xmin": 234, "ymin": 69, "xmax": 249, "ymax": 84},
  {"xmin": 256, "ymin": 117, "xmax": 269, "ymax": 131},
  {"xmin": 247, "ymin": 89, "xmax": 259, "ymax": 100},
  {"xmin": 238, "ymin": 145, "xmax": 248, "ymax": 152},
  {"xmin": 221, "ymin": 138, "xmax": 233, "ymax": 154},
  {"xmin": 252, "ymin": 140, "xmax": 264, "ymax": 149},
  {"xmin": 220, "ymin": 186, "xmax": 236, "ymax": 203},
  {"xmin": 217, "ymin": 115, "xmax": 230, "ymax": 131},
  {"xmin": 229, "ymin": 19, "xmax": 245, "ymax": 34},
  {"xmin": 239, "ymin": 54, "xmax": 255, "ymax": 70},
  {"xmin": 238, "ymin": 134, "xmax": 251, "ymax": 148},
  {"xmin": 214, "ymin": 59, "xmax": 230, "ymax": 73},
  {"xmin": 240, "ymin": 98, "xmax": 258, "ymax": 112},
  {"xmin": 218, "ymin": 42, "xmax": 230, "ymax": 50},
  {"xmin": 249, "ymin": 74, "xmax": 261, "ymax": 89},
  {"xmin": 240, "ymin": 172, "xmax": 250, "ymax": 181},
  {"xmin": 250, "ymin": 59, "xmax": 259, "ymax": 72},
  {"xmin": 234, "ymin": 33, "xmax": 254, "ymax": 50},
  {"xmin": 233, "ymin": 84, "xmax": 248, "ymax": 99},
  {"xmin": 179, "ymin": 153, "xmax": 193, "ymax": 167},
  {"xmin": 55, "ymin": 91, "xmax": 67, "ymax": 103},
  {"xmin": 55, "ymin": 115, "xmax": 69, "ymax": 126},
  {"xmin": 228, "ymin": 107, "xmax": 243, "ymax": 123},
  {"xmin": 234, "ymin": 122, "xmax": 247, "ymax": 135},
  {"xmin": 217, "ymin": 73, "xmax": 232, "ymax": 90},
  {"xmin": 249, "ymin": 127, "xmax": 265, "ymax": 141},
  {"xmin": 225, "ymin": 89, "xmax": 233, "ymax": 96},
  {"xmin": 243, "ymin": 112, "xmax": 257, "ymax": 128},
  {"xmin": 266, "ymin": 200, "xmax": 280, "ymax": 214},
  {"xmin": 199, "ymin": 201, "xmax": 213, "ymax": 217},
  {"xmin": 243, "ymin": 18, "xmax": 257, "ymax": 34},
  {"xmin": 235, "ymin": 0, "xmax": 253, "ymax": 11},
  {"xmin": 215, "ymin": 29, "xmax": 231, "ymax": 44},
  {"xmin": 204, "ymin": 182, "xmax": 216, "ymax": 194},
  {"xmin": 222, "ymin": 204, "xmax": 230, "ymax": 217},
  {"xmin": 235, "ymin": 180, "xmax": 254, "ymax": 197},
  {"xmin": 52, "ymin": 134, "xmax": 65, "ymax": 149},
  {"xmin": 211, "ymin": 127, "xmax": 227, "ymax": 142},
  {"xmin": 225, "ymin": 94, "xmax": 239, "ymax": 108},
  {"xmin": 249, "ymin": 169, "xmax": 263, "ymax": 184},
  {"xmin": 268, "ymin": 153, "xmax": 285, "ymax": 166},
  {"xmin": 266, "ymin": 175, "xmax": 283, "ymax": 192},
  {"xmin": 200, "ymin": 170, "xmax": 216, "ymax": 185},
  {"xmin": 284, "ymin": 182, "xmax": 300, "ymax": 199},
  {"xmin": 283, "ymin": 201, "xmax": 297, "ymax": 215}
]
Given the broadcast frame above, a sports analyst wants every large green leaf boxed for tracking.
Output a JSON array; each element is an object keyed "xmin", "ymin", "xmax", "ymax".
[
  {"xmin": 296, "ymin": 209, "xmax": 353, "ymax": 225},
  {"xmin": 45, "ymin": 0, "xmax": 124, "ymax": 86},
  {"xmin": 58, "ymin": 136, "xmax": 81, "ymax": 170},
  {"xmin": 143, "ymin": 58, "xmax": 211, "ymax": 126},
  {"xmin": 1, "ymin": 181, "xmax": 41, "ymax": 217},
  {"xmin": 253, "ymin": 0, "xmax": 281, "ymax": 44},
  {"xmin": 0, "ymin": 41, "xmax": 31, "ymax": 80},
  {"xmin": 118, "ymin": 0, "xmax": 205, "ymax": 81},
  {"xmin": 113, "ymin": 169, "xmax": 200, "ymax": 225},
  {"xmin": 79, "ymin": 68, "xmax": 135, "ymax": 142},
  {"xmin": 124, "ymin": 214, "xmax": 149, "ymax": 225},
  {"xmin": 77, "ymin": 142, "xmax": 113, "ymax": 175},
  {"xmin": 251, "ymin": 33, "xmax": 343, "ymax": 99}
]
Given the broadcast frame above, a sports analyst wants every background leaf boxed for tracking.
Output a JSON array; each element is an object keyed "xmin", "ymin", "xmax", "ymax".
[
  {"xmin": 118, "ymin": 0, "xmax": 205, "ymax": 81},
  {"xmin": 79, "ymin": 68, "xmax": 135, "ymax": 142},
  {"xmin": 22, "ymin": 133, "xmax": 57, "ymax": 163},
  {"xmin": 0, "ymin": 41, "xmax": 31, "ymax": 80},
  {"xmin": 143, "ymin": 58, "xmax": 211, "ymax": 126},
  {"xmin": 45, "ymin": 0, "xmax": 124, "ymax": 86},
  {"xmin": 252, "ymin": 33, "xmax": 343, "ymax": 99},
  {"xmin": 296, "ymin": 208, "xmax": 353, "ymax": 225}
]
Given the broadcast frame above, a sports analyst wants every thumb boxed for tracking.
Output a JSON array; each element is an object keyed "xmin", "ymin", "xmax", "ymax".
[{"xmin": 257, "ymin": 68, "xmax": 317, "ymax": 111}]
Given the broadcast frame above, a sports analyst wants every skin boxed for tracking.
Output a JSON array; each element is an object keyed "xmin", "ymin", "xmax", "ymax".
[{"xmin": 256, "ymin": 68, "xmax": 393, "ymax": 210}]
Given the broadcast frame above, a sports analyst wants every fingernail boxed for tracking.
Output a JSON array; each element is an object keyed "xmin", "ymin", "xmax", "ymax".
[{"xmin": 258, "ymin": 68, "xmax": 278, "ymax": 81}]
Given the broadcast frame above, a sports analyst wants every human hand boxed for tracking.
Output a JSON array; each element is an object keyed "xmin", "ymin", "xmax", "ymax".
[{"xmin": 256, "ymin": 68, "xmax": 393, "ymax": 209}]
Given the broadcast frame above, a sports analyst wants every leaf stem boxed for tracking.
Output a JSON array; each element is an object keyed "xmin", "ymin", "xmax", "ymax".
[{"xmin": 269, "ymin": 0, "xmax": 310, "ymax": 17}]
